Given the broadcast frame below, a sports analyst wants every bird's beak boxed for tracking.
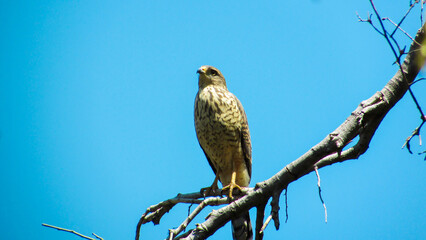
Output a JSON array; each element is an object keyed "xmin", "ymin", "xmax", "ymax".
[{"xmin": 197, "ymin": 66, "xmax": 206, "ymax": 74}]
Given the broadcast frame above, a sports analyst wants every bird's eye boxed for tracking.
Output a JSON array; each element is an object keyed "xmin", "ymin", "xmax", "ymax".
[{"xmin": 211, "ymin": 70, "xmax": 217, "ymax": 76}]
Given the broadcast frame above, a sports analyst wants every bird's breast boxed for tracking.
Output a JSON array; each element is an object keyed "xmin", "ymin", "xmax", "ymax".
[
  {"xmin": 194, "ymin": 86, "xmax": 242, "ymax": 133},
  {"xmin": 194, "ymin": 86, "xmax": 250, "ymax": 187}
]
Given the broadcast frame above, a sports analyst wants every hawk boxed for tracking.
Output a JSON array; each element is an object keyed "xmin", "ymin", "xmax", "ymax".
[{"xmin": 194, "ymin": 65, "xmax": 253, "ymax": 240}]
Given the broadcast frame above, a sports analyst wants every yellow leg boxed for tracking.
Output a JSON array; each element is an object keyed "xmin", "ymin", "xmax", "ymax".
[{"xmin": 221, "ymin": 167, "xmax": 243, "ymax": 199}]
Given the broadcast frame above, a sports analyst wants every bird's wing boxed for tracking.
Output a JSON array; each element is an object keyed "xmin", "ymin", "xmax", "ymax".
[
  {"xmin": 198, "ymin": 142, "xmax": 217, "ymax": 175},
  {"xmin": 235, "ymin": 96, "xmax": 252, "ymax": 178},
  {"xmin": 194, "ymin": 93, "xmax": 217, "ymax": 175}
]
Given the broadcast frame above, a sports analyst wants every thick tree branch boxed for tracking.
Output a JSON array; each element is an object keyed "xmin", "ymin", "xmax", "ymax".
[
  {"xmin": 175, "ymin": 22, "xmax": 426, "ymax": 240},
  {"xmin": 136, "ymin": 6, "xmax": 426, "ymax": 239}
]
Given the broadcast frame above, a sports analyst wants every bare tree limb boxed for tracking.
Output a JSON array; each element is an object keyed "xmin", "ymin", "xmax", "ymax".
[
  {"xmin": 358, "ymin": 0, "xmax": 426, "ymax": 156},
  {"xmin": 175, "ymin": 21, "xmax": 426, "ymax": 240},
  {"xmin": 136, "ymin": 3, "xmax": 426, "ymax": 240},
  {"xmin": 135, "ymin": 190, "xmax": 233, "ymax": 240},
  {"xmin": 42, "ymin": 223, "xmax": 103, "ymax": 240},
  {"xmin": 254, "ymin": 203, "xmax": 266, "ymax": 240}
]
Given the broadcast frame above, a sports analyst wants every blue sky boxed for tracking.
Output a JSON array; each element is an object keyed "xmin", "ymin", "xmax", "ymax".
[{"xmin": 1, "ymin": 1, "xmax": 425, "ymax": 240}]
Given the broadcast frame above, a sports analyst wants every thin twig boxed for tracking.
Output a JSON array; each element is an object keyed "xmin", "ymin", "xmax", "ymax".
[
  {"xmin": 314, "ymin": 167, "xmax": 327, "ymax": 223},
  {"xmin": 390, "ymin": 2, "xmax": 416, "ymax": 37},
  {"xmin": 258, "ymin": 215, "xmax": 272, "ymax": 235},
  {"xmin": 188, "ymin": 203, "xmax": 194, "ymax": 217},
  {"xmin": 356, "ymin": 12, "xmax": 384, "ymax": 35},
  {"xmin": 284, "ymin": 188, "xmax": 288, "ymax": 223},
  {"xmin": 411, "ymin": 77, "xmax": 426, "ymax": 85},
  {"xmin": 408, "ymin": 87, "xmax": 426, "ymax": 119},
  {"xmin": 42, "ymin": 223, "xmax": 101, "ymax": 240},
  {"xmin": 370, "ymin": 0, "xmax": 400, "ymax": 61},
  {"xmin": 385, "ymin": 17, "xmax": 417, "ymax": 43},
  {"xmin": 92, "ymin": 233, "xmax": 104, "ymax": 240},
  {"xmin": 402, "ymin": 120, "xmax": 426, "ymax": 153},
  {"xmin": 368, "ymin": 0, "xmax": 426, "ymax": 154},
  {"xmin": 418, "ymin": 150, "xmax": 426, "ymax": 160}
]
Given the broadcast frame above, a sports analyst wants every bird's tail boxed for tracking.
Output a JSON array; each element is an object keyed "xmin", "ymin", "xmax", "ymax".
[{"xmin": 231, "ymin": 211, "xmax": 253, "ymax": 240}]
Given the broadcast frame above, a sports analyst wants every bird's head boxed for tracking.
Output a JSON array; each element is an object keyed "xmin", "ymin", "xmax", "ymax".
[{"xmin": 196, "ymin": 65, "xmax": 227, "ymax": 89}]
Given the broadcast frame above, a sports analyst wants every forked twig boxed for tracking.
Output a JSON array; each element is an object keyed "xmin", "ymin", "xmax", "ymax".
[
  {"xmin": 402, "ymin": 120, "xmax": 426, "ymax": 153},
  {"xmin": 390, "ymin": 1, "xmax": 417, "ymax": 37},
  {"xmin": 136, "ymin": 189, "xmax": 246, "ymax": 240}
]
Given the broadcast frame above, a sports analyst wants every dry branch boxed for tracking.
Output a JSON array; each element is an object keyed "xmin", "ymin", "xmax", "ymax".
[
  {"xmin": 42, "ymin": 223, "xmax": 103, "ymax": 240},
  {"xmin": 254, "ymin": 203, "xmax": 266, "ymax": 240},
  {"xmin": 314, "ymin": 167, "xmax": 327, "ymax": 223},
  {"xmin": 175, "ymin": 22, "xmax": 426, "ymax": 240},
  {"xmin": 137, "ymin": 5, "xmax": 426, "ymax": 240},
  {"xmin": 364, "ymin": 0, "xmax": 426, "ymax": 155}
]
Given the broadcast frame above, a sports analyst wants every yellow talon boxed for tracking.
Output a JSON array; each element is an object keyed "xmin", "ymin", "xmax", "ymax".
[
  {"xmin": 221, "ymin": 169, "xmax": 242, "ymax": 199},
  {"xmin": 221, "ymin": 182, "xmax": 243, "ymax": 199}
]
